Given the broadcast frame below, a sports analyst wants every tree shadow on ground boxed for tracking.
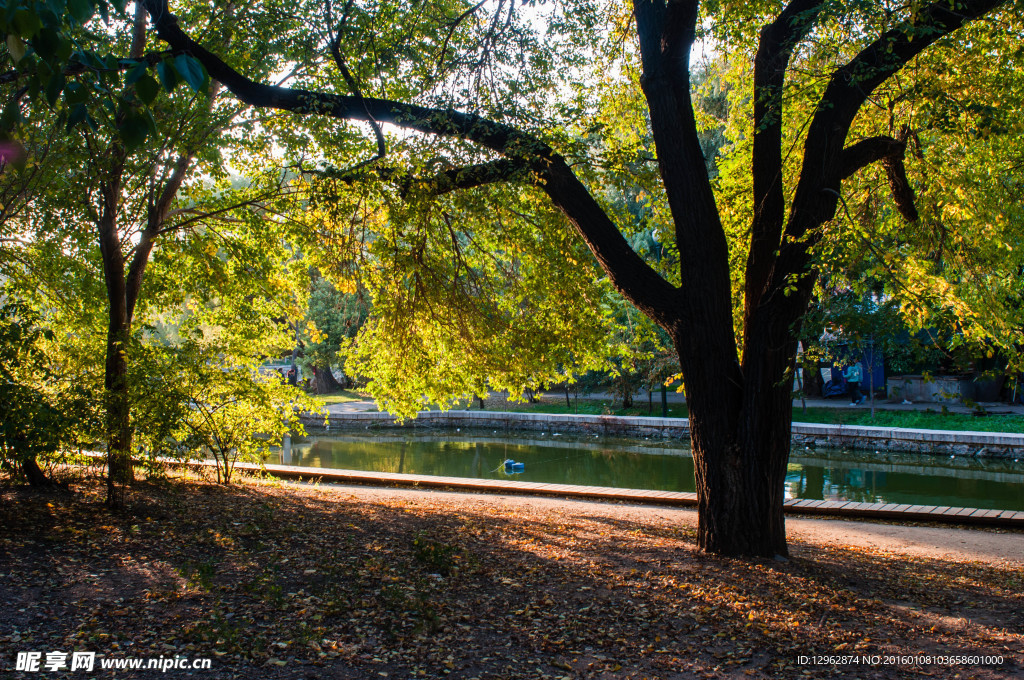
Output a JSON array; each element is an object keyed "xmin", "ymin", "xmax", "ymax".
[{"xmin": 1, "ymin": 476, "xmax": 1020, "ymax": 680}]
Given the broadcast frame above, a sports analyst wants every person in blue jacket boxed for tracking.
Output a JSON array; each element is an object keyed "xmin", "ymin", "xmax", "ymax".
[{"xmin": 844, "ymin": 361, "xmax": 863, "ymax": 405}]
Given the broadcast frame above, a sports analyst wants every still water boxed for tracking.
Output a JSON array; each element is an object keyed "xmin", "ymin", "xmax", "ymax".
[{"xmin": 267, "ymin": 432, "xmax": 1024, "ymax": 511}]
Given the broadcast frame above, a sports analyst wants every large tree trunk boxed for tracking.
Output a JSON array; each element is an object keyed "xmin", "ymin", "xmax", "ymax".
[
  {"xmin": 672, "ymin": 306, "xmax": 796, "ymax": 558},
  {"xmin": 21, "ymin": 456, "xmax": 54, "ymax": 487},
  {"xmin": 683, "ymin": 379, "xmax": 793, "ymax": 557},
  {"xmin": 311, "ymin": 365, "xmax": 342, "ymax": 394},
  {"xmin": 682, "ymin": 275, "xmax": 811, "ymax": 557}
]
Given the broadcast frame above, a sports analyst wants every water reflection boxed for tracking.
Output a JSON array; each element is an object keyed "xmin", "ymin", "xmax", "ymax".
[
  {"xmin": 268, "ymin": 432, "xmax": 1024, "ymax": 511},
  {"xmin": 786, "ymin": 458, "xmax": 1024, "ymax": 510}
]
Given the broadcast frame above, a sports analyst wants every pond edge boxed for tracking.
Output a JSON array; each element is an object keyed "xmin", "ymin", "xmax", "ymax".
[
  {"xmin": 303, "ymin": 410, "xmax": 1024, "ymax": 459},
  {"xmin": 229, "ymin": 460, "xmax": 1024, "ymax": 529}
]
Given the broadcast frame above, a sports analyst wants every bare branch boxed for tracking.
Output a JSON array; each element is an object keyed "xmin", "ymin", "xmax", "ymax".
[{"xmin": 436, "ymin": 0, "xmax": 489, "ymax": 74}]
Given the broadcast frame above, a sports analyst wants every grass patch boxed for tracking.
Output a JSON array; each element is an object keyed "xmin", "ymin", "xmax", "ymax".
[
  {"xmin": 790, "ymin": 406, "xmax": 1024, "ymax": 433},
  {"xmin": 463, "ymin": 394, "xmax": 1023, "ymax": 433},
  {"xmin": 465, "ymin": 396, "xmax": 690, "ymax": 419},
  {"xmin": 315, "ymin": 389, "xmax": 372, "ymax": 406}
]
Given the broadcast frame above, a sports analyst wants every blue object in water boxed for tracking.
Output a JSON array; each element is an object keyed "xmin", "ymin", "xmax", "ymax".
[{"xmin": 503, "ymin": 459, "xmax": 525, "ymax": 473}]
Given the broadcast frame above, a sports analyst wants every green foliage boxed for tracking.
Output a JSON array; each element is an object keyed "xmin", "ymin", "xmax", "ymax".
[
  {"xmin": 802, "ymin": 290, "xmax": 947, "ymax": 376},
  {"xmin": 1, "ymin": 0, "xmax": 321, "ymax": 491},
  {"xmin": 5, "ymin": 0, "xmax": 1024, "ymax": 460},
  {"xmin": 298, "ymin": 276, "xmax": 369, "ymax": 384},
  {"xmin": 602, "ymin": 297, "xmax": 678, "ymax": 408},
  {"xmin": 165, "ymin": 340, "xmax": 322, "ymax": 484},
  {"xmin": 0, "ymin": 299, "xmax": 99, "ymax": 483},
  {"xmin": 0, "ymin": 0, "xmax": 215, "ymax": 151},
  {"xmin": 308, "ymin": 180, "xmax": 630, "ymax": 418},
  {"xmin": 710, "ymin": 3, "xmax": 1024, "ymax": 368}
]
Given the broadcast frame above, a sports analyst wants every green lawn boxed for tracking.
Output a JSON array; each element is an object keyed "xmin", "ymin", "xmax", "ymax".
[
  {"xmin": 314, "ymin": 390, "xmax": 370, "ymax": 405},
  {"xmin": 790, "ymin": 405, "xmax": 1024, "ymax": 433},
  {"xmin": 456, "ymin": 394, "xmax": 690, "ymax": 419},
  {"xmin": 465, "ymin": 395, "xmax": 1023, "ymax": 433}
]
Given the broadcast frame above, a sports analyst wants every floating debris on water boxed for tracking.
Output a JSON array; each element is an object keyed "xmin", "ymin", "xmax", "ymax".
[{"xmin": 503, "ymin": 459, "xmax": 525, "ymax": 473}]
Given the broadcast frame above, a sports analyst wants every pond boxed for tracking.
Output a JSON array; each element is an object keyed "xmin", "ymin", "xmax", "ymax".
[{"xmin": 267, "ymin": 431, "xmax": 1024, "ymax": 512}]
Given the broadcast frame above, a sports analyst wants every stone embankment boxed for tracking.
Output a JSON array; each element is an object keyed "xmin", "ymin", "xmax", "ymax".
[{"xmin": 301, "ymin": 410, "xmax": 1024, "ymax": 459}]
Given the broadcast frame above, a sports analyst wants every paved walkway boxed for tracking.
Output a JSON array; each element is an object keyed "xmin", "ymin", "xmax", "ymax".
[{"xmin": 228, "ymin": 462, "xmax": 1024, "ymax": 530}]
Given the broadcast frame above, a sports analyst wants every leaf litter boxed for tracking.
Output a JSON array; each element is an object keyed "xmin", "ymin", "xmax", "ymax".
[{"xmin": 0, "ymin": 472, "xmax": 1021, "ymax": 679}]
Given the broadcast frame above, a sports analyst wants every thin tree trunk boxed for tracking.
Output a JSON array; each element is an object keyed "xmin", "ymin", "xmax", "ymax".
[
  {"xmin": 98, "ymin": 177, "xmax": 134, "ymax": 506},
  {"xmin": 102, "ymin": 285, "xmax": 134, "ymax": 498}
]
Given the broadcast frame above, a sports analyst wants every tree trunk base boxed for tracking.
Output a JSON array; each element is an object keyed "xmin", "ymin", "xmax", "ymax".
[
  {"xmin": 21, "ymin": 457, "xmax": 55, "ymax": 487},
  {"xmin": 311, "ymin": 366, "xmax": 343, "ymax": 394}
]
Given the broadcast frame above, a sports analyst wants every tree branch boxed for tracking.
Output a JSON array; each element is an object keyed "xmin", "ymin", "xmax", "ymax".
[
  {"xmin": 422, "ymin": 159, "xmax": 526, "ymax": 197},
  {"xmin": 787, "ymin": 0, "xmax": 1007, "ymax": 241},
  {"xmin": 140, "ymin": 0, "xmax": 540, "ymax": 159},
  {"xmin": 839, "ymin": 135, "xmax": 905, "ymax": 180},
  {"xmin": 325, "ymin": 0, "xmax": 386, "ymax": 172},
  {"xmin": 318, "ymin": 158, "xmax": 527, "ymax": 197},
  {"xmin": 152, "ymin": 186, "xmax": 294, "ymax": 238},
  {"xmin": 746, "ymin": 0, "xmax": 824, "ymax": 314},
  {"xmin": 140, "ymin": 0, "xmax": 681, "ymax": 327},
  {"xmin": 632, "ymin": 0, "xmax": 738, "ymax": 373},
  {"xmin": 0, "ymin": 52, "xmax": 176, "ymax": 87},
  {"xmin": 838, "ymin": 133, "xmax": 918, "ymax": 222}
]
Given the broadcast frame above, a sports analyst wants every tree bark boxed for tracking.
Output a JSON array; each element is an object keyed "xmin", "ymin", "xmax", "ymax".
[
  {"xmin": 673, "ymin": 363, "xmax": 793, "ymax": 557},
  {"xmin": 311, "ymin": 365, "xmax": 342, "ymax": 394},
  {"xmin": 21, "ymin": 456, "xmax": 53, "ymax": 487},
  {"xmin": 98, "ymin": 179, "xmax": 134, "ymax": 504}
]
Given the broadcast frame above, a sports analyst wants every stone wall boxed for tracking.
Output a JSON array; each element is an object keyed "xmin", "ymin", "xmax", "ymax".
[{"xmin": 303, "ymin": 410, "xmax": 1024, "ymax": 459}]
